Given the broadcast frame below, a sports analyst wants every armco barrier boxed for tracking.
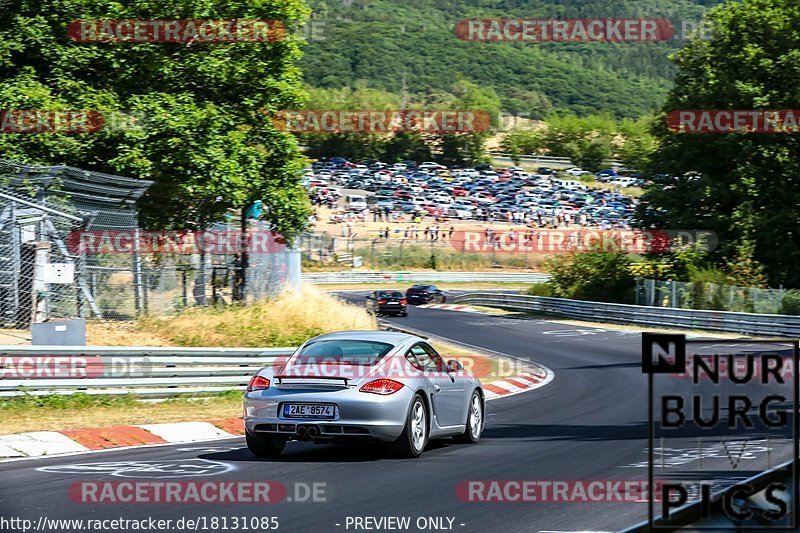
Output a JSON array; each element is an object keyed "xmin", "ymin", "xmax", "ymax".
[
  {"xmin": 453, "ymin": 293, "xmax": 800, "ymax": 337},
  {"xmin": 303, "ymin": 271, "xmax": 550, "ymax": 284},
  {"xmin": 0, "ymin": 346, "xmax": 293, "ymax": 398}
]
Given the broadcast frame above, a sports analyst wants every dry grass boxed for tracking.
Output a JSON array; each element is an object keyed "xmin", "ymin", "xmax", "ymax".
[
  {"xmin": 137, "ymin": 285, "xmax": 377, "ymax": 347},
  {"xmin": 0, "ymin": 394, "xmax": 242, "ymax": 435}
]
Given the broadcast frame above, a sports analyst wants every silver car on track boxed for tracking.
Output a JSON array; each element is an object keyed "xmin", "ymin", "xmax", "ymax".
[{"xmin": 243, "ymin": 331, "xmax": 484, "ymax": 458}]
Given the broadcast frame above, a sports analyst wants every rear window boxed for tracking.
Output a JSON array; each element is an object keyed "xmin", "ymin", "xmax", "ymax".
[
  {"xmin": 377, "ymin": 291, "xmax": 404, "ymax": 299},
  {"xmin": 294, "ymin": 340, "xmax": 394, "ymax": 366}
]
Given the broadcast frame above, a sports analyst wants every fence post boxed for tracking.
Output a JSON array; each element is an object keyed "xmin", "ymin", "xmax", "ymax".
[
  {"xmin": 132, "ymin": 227, "xmax": 143, "ymax": 315},
  {"xmin": 371, "ymin": 239, "xmax": 379, "ymax": 268},
  {"xmin": 671, "ymin": 281, "xmax": 677, "ymax": 308},
  {"xmin": 210, "ymin": 267, "xmax": 216, "ymax": 305},
  {"xmin": 181, "ymin": 269, "xmax": 188, "ymax": 308},
  {"xmin": 648, "ymin": 278, "xmax": 656, "ymax": 306}
]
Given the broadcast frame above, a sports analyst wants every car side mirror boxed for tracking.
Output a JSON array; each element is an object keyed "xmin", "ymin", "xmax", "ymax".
[{"xmin": 447, "ymin": 359, "xmax": 463, "ymax": 372}]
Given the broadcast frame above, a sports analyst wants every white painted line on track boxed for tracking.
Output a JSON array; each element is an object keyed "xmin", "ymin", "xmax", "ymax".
[{"xmin": 136, "ymin": 422, "xmax": 236, "ymax": 442}]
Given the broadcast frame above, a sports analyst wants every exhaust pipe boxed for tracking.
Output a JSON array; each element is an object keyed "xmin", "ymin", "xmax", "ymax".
[
  {"xmin": 297, "ymin": 426, "xmax": 308, "ymax": 436},
  {"xmin": 307, "ymin": 426, "xmax": 319, "ymax": 438}
]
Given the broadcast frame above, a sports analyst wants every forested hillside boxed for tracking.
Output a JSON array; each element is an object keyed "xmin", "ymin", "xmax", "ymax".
[{"xmin": 304, "ymin": 0, "xmax": 726, "ymax": 118}]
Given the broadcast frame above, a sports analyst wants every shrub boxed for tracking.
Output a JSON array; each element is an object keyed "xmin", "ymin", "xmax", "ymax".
[
  {"xmin": 781, "ymin": 290, "xmax": 800, "ymax": 315},
  {"xmin": 526, "ymin": 283, "xmax": 553, "ymax": 297},
  {"xmin": 545, "ymin": 251, "xmax": 635, "ymax": 303}
]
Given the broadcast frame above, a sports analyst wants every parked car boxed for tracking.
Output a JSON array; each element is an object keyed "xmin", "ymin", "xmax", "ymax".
[
  {"xmin": 365, "ymin": 290, "xmax": 408, "ymax": 317},
  {"xmin": 596, "ymin": 169, "xmax": 619, "ymax": 182},
  {"xmin": 610, "ymin": 177, "xmax": 639, "ymax": 187},
  {"xmin": 405, "ymin": 284, "xmax": 446, "ymax": 305},
  {"xmin": 565, "ymin": 167, "xmax": 589, "ymax": 176},
  {"xmin": 537, "ymin": 167, "xmax": 555, "ymax": 175},
  {"xmin": 345, "ymin": 194, "xmax": 368, "ymax": 211},
  {"xmin": 244, "ymin": 331, "xmax": 484, "ymax": 458}
]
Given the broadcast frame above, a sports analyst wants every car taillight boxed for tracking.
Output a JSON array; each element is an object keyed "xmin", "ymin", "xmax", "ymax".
[
  {"xmin": 359, "ymin": 378, "xmax": 404, "ymax": 395},
  {"xmin": 377, "ymin": 299, "xmax": 387, "ymax": 304},
  {"xmin": 247, "ymin": 375, "xmax": 270, "ymax": 392},
  {"xmin": 400, "ymin": 299, "xmax": 407, "ymax": 305}
]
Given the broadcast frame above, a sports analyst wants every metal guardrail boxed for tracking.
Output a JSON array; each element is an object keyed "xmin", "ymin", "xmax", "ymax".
[
  {"xmin": 0, "ymin": 346, "xmax": 294, "ymax": 398},
  {"xmin": 488, "ymin": 152, "xmax": 623, "ymax": 167},
  {"xmin": 303, "ymin": 272, "xmax": 551, "ymax": 284},
  {"xmin": 453, "ymin": 293, "xmax": 800, "ymax": 337}
]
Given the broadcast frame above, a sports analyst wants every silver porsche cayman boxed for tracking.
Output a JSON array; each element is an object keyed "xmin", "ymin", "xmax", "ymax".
[{"xmin": 243, "ymin": 331, "xmax": 484, "ymax": 458}]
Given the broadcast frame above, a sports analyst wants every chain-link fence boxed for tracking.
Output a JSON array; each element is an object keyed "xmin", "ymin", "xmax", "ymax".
[
  {"xmin": 635, "ymin": 278, "xmax": 794, "ymax": 314},
  {"xmin": 0, "ymin": 160, "xmax": 301, "ymax": 328}
]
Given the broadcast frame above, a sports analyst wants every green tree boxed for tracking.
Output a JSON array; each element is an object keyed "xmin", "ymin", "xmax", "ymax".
[
  {"xmin": 545, "ymin": 251, "xmax": 636, "ymax": 304},
  {"xmin": 0, "ymin": 0, "xmax": 310, "ymax": 240},
  {"xmin": 638, "ymin": 0, "xmax": 800, "ymax": 287}
]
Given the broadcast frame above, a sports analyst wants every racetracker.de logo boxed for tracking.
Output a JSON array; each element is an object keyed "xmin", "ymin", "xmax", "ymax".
[
  {"xmin": 0, "ymin": 110, "xmax": 104, "ymax": 133},
  {"xmin": 450, "ymin": 230, "xmax": 673, "ymax": 254},
  {"xmin": 272, "ymin": 110, "xmax": 492, "ymax": 134},
  {"xmin": 67, "ymin": 230, "xmax": 287, "ymax": 255},
  {"xmin": 69, "ymin": 481, "xmax": 287, "ymax": 504},
  {"xmin": 0, "ymin": 356, "xmax": 104, "ymax": 378},
  {"xmin": 455, "ymin": 19, "xmax": 675, "ymax": 42},
  {"xmin": 456, "ymin": 480, "xmax": 665, "ymax": 502},
  {"xmin": 68, "ymin": 20, "xmax": 285, "ymax": 43},
  {"xmin": 668, "ymin": 110, "xmax": 800, "ymax": 133}
]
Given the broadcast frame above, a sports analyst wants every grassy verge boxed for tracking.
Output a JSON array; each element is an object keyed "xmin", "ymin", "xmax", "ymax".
[
  {"xmin": 0, "ymin": 342, "xmax": 512, "ymax": 435},
  {"xmin": 0, "ymin": 392, "xmax": 243, "ymax": 435},
  {"xmin": 1, "ymin": 286, "xmax": 519, "ymax": 434}
]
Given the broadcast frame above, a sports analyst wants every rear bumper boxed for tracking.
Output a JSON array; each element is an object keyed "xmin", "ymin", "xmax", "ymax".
[
  {"xmin": 244, "ymin": 387, "xmax": 413, "ymax": 442},
  {"xmin": 377, "ymin": 304, "xmax": 407, "ymax": 314}
]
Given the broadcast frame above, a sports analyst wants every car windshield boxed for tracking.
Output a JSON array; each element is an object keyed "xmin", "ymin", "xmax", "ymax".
[
  {"xmin": 377, "ymin": 291, "xmax": 403, "ymax": 299},
  {"xmin": 293, "ymin": 339, "xmax": 395, "ymax": 366}
]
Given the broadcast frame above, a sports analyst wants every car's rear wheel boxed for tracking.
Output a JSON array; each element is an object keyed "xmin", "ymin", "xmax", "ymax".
[
  {"xmin": 454, "ymin": 391, "xmax": 483, "ymax": 444},
  {"xmin": 246, "ymin": 431, "xmax": 286, "ymax": 457},
  {"xmin": 391, "ymin": 394, "xmax": 428, "ymax": 458}
]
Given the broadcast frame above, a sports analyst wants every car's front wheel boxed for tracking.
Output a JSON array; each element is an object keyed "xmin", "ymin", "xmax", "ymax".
[
  {"xmin": 391, "ymin": 394, "xmax": 428, "ymax": 458},
  {"xmin": 246, "ymin": 431, "xmax": 286, "ymax": 458},
  {"xmin": 454, "ymin": 391, "xmax": 483, "ymax": 444}
]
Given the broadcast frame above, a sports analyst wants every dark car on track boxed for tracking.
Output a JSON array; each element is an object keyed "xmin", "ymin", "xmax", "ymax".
[
  {"xmin": 405, "ymin": 284, "xmax": 446, "ymax": 305},
  {"xmin": 366, "ymin": 290, "xmax": 408, "ymax": 316}
]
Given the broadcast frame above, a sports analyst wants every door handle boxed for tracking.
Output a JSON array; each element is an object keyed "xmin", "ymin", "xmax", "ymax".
[{"xmin": 433, "ymin": 384, "xmax": 441, "ymax": 392}]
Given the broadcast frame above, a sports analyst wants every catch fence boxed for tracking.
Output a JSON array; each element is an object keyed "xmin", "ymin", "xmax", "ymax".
[{"xmin": 0, "ymin": 160, "xmax": 300, "ymax": 328}]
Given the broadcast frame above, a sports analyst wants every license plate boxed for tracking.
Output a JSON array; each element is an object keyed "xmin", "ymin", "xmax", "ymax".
[
  {"xmin": 282, "ymin": 403, "xmax": 336, "ymax": 419},
  {"xmin": 385, "ymin": 302, "xmax": 399, "ymax": 305}
]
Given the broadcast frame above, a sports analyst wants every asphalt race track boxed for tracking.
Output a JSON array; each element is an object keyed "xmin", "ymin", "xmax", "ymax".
[{"xmin": 0, "ymin": 300, "xmax": 794, "ymax": 533}]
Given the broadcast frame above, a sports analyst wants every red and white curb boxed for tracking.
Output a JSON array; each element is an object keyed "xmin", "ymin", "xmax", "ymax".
[
  {"xmin": 0, "ymin": 365, "xmax": 554, "ymax": 460},
  {"xmin": 0, "ymin": 419, "xmax": 245, "ymax": 459},
  {"xmin": 417, "ymin": 303, "xmax": 482, "ymax": 313},
  {"xmin": 483, "ymin": 367, "xmax": 554, "ymax": 400}
]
